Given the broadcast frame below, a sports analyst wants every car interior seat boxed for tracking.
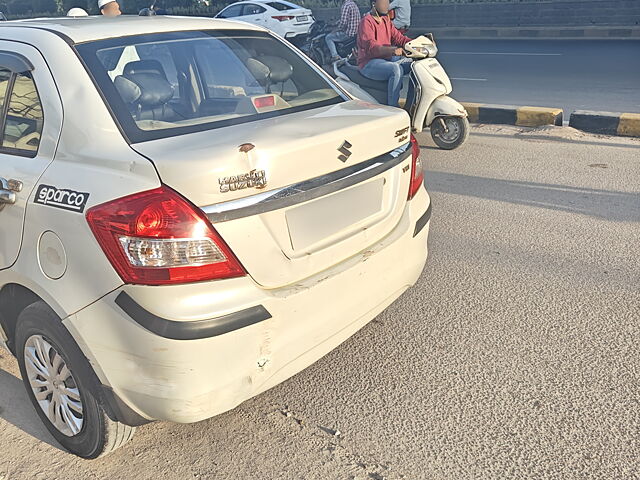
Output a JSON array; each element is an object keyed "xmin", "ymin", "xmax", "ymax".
[{"xmin": 115, "ymin": 60, "xmax": 178, "ymax": 122}]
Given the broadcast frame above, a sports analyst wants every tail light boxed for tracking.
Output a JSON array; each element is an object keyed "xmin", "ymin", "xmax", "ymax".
[
  {"xmin": 86, "ymin": 185, "xmax": 246, "ymax": 286},
  {"xmin": 408, "ymin": 134, "xmax": 424, "ymax": 200},
  {"xmin": 272, "ymin": 15, "xmax": 294, "ymax": 21}
]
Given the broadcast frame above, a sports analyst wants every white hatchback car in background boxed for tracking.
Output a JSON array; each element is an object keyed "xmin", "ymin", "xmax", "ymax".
[
  {"xmin": 0, "ymin": 15, "xmax": 431, "ymax": 458},
  {"xmin": 216, "ymin": 0, "xmax": 314, "ymax": 39}
]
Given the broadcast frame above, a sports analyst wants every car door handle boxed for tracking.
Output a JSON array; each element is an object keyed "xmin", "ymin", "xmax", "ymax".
[{"xmin": 0, "ymin": 177, "xmax": 17, "ymax": 205}]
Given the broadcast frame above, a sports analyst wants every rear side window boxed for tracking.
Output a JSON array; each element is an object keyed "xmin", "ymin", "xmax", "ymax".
[
  {"xmin": 218, "ymin": 5, "xmax": 243, "ymax": 18},
  {"xmin": 77, "ymin": 30, "xmax": 344, "ymax": 143},
  {"xmin": 243, "ymin": 4, "xmax": 266, "ymax": 15},
  {"xmin": 267, "ymin": 2, "xmax": 293, "ymax": 10},
  {"xmin": 0, "ymin": 69, "xmax": 43, "ymax": 157}
]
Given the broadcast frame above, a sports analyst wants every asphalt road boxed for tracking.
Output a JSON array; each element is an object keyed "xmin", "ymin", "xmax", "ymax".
[
  {"xmin": 434, "ymin": 39, "xmax": 640, "ymax": 114},
  {"xmin": 1, "ymin": 125, "xmax": 639, "ymax": 479}
]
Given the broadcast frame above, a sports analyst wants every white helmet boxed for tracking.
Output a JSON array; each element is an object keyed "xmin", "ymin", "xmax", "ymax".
[
  {"xmin": 98, "ymin": 0, "xmax": 116, "ymax": 9},
  {"xmin": 67, "ymin": 7, "xmax": 89, "ymax": 16}
]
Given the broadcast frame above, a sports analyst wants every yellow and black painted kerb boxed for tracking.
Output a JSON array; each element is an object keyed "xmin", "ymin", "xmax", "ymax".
[
  {"xmin": 462, "ymin": 103, "xmax": 563, "ymax": 127},
  {"xmin": 569, "ymin": 111, "xmax": 640, "ymax": 137}
]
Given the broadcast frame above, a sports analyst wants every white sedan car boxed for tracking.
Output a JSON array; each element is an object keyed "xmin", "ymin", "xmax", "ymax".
[
  {"xmin": 216, "ymin": 0, "xmax": 314, "ymax": 39},
  {"xmin": 0, "ymin": 15, "xmax": 431, "ymax": 458}
]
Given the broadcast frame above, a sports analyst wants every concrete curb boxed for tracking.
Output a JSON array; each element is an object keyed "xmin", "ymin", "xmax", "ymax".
[
  {"xmin": 569, "ymin": 111, "xmax": 640, "ymax": 137},
  {"xmin": 462, "ymin": 103, "xmax": 563, "ymax": 127}
]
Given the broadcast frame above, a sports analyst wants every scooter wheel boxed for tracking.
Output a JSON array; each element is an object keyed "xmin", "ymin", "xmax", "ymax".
[{"xmin": 430, "ymin": 116, "xmax": 469, "ymax": 150}]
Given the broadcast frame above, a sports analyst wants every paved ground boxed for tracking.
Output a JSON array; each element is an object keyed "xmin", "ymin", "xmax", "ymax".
[
  {"xmin": 1, "ymin": 125, "xmax": 639, "ymax": 479},
  {"xmin": 435, "ymin": 39, "xmax": 640, "ymax": 114}
]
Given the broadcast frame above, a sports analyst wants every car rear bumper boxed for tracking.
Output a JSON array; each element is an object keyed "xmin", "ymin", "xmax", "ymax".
[
  {"xmin": 64, "ymin": 187, "xmax": 431, "ymax": 424},
  {"xmin": 284, "ymin": 22, "xmax": 313, "ymax": 38}
]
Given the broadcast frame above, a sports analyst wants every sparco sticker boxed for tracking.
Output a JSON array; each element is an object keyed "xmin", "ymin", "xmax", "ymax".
[{"xmin": 34, "ymin": 185, "xmax": 90, "ymax": 213}]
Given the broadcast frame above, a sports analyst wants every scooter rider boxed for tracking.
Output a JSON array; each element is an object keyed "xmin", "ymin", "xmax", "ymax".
[
  {"xmin": 357, "ymin": 0, "xmax": 412, "ymax": 107},
  {"xmin": 326, "ymin": 0, "xmax": 360, "ymax": 63}
]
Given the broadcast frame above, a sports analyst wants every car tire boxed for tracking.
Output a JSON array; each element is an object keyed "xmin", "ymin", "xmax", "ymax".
[
  {"xmin": 15, "ymin": 301, "xmax": 135, "ymax": 459},
  {"xmin": 430, "ymin": 116, "xmax": 470, "ymax": 150}
]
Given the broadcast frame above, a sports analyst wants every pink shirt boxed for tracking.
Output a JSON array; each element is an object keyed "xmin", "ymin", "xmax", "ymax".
[{"xmin": 356, "ymin": 13, "xmax": 411, "ymax": 69}]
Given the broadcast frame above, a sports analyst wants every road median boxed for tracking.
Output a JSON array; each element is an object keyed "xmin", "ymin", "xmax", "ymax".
[
  {"xmin": 462, "ymin": 103, "xmax": 563, "ymax": 127},
  {"xmin": 569, "ymin": 111, "xmax": 640, "ymax": 137},
  {"xmin": 398, "ymin": 99, "xmax": 640, "ymax": 138}
]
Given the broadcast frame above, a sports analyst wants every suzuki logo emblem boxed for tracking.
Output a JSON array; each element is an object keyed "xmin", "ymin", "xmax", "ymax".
[{"xmin": 338, "ymin": 140, "xmax": 353, "ymax": 163}]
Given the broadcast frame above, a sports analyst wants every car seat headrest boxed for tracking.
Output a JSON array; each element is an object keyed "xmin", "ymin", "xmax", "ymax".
[
  {"xmin": 124, "ymin": 73, "xmax": 174, "ymax": 107},
  {"xmin": 246, "ymin": 58, "xmax": 271, "ymax": 85},
  {"xmin": 114, "ymin": 75, "xmax": 142, "ymax": 104},
  {"xmin": 247, "ymin": 56, "xmax": 294, "ymax": 87},
  {"xmin": 257, "ymin": 55, "xmax": 294, "ymax": 83},
  {"xmin": 124, "ymin": 60, "xmax": 167, "ymax": 79}
]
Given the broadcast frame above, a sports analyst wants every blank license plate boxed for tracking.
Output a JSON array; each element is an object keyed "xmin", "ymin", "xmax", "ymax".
[
  {"xmin": 285, "ymin": 178, "xmax": 384, "ymax": 251},
  {"xmin": 296, "ymin": 15, "xmax": 308, "ymax": 22}
]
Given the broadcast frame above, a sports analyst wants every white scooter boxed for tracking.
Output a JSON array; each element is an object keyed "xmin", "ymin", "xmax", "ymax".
[{"xmin": 334, "ymin": 34, "xmax": 469, "ymax": 150}]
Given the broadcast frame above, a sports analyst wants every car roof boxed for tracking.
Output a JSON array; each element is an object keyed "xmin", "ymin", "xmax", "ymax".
[{"xmin": 0, "ymin": 15, "xmax": 263, "ymax": 44}]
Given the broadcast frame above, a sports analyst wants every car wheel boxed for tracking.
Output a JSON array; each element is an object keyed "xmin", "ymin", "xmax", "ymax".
[
  {"xmin": 15, "ymin": 301, "xmax": 135, "ymax": 459},
  {"xmin": 430, "ymin": 116, "xmax": 470, "ymax": 150}
]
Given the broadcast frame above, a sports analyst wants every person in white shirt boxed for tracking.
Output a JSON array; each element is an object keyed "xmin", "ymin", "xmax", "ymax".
[
  {"xmin": 98, "ymin": 0, "xmax": 121, "ymax": 16},
  {"xmin": 389, "ymin": 0, "xmax": 411, "ymax": 33}
]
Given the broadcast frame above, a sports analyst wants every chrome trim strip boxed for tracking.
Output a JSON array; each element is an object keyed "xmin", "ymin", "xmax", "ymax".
[{"xmin": 203, "ymin": 142, "xmax": 412, "ymax": 223}]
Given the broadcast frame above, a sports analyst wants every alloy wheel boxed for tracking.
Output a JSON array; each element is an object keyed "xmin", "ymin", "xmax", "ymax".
[{"xmin": 23, "ymin": 335, "xmax": 84, "ymax": 437}]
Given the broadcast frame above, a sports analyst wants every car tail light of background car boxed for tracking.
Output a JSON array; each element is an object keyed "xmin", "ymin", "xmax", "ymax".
[
  {"xmin": 86, "ymin": 185, "xmax": 246, "ymax": 285},
  {"xmin": 272, "ymin": 15, "xmax": 295, "ymax": 21},
  {"xmin": 408, "ymin": 134, "xmax": 424, "ymax": 200}
]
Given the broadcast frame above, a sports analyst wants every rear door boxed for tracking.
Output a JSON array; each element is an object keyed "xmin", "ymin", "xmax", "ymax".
[
  {"xmin": 241, "ymin": 3, "xmax": 269, "ymax": 28},
  {"xmin": 0, "ymin": 42, "xmax": 62, "ymax": 269},
  {"xmin": 216, "ymin": 4, "xmax": 243, "ymax": 18}
]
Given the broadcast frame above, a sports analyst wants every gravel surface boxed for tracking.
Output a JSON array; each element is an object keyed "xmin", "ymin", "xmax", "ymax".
[{"xmin": 1, "ymin": 125, "xmax": 638, "ymax": 480}]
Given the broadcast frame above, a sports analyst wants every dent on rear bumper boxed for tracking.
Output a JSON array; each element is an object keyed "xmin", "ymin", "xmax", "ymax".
[{"xmin": 63, "ymin": 189, "xmax": 431, "ymax": 423}]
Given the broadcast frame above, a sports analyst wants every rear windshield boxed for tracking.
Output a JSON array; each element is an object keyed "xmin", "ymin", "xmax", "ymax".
[{"xmin": 76, "ymin": 30, "xmax": 344, "ymax": 143}]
